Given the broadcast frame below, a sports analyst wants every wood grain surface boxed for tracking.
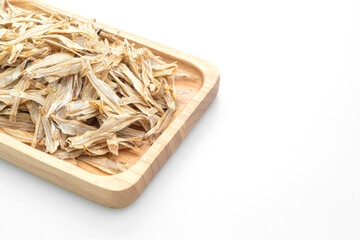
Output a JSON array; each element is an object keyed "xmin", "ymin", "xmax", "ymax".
[{"xmin": 0, "ymin": 0, "xmax": 220, "ymax": 208}]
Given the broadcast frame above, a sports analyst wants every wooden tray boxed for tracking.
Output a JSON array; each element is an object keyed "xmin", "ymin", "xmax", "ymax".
[{"xmin": 1, "ymin": 0, "xmax": 220, "ymax": 208}]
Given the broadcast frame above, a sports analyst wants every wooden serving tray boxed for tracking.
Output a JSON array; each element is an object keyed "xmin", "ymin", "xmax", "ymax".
[{"xmin": 1, "ymin": 0, "xmax": 220, "ymax": 208}]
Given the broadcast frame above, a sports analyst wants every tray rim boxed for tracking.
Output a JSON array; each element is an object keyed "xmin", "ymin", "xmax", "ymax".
[{"xmin": 2, "ymin": 0, "xmax": 220, "ymax": 208}]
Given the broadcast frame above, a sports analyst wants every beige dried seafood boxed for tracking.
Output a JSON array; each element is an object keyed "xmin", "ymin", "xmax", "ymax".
[{"xmin": 0, "ymin": 0, "xmax": 178, "ymax": 175}]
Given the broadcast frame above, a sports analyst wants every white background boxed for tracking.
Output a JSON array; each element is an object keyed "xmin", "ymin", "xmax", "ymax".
[{"xmin": 2, "ymin": 0, "xmax": 360, "ymax": 239}]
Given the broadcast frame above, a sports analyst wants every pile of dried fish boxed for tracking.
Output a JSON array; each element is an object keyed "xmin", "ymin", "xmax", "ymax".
[{"xmin": 0, "ymin": 1, "xmax": 178, "ymax": 174}]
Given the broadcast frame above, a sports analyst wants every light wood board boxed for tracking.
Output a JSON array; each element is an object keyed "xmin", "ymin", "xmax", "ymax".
[{"xmin": 0, "ymin": 0, "xmax": 220, "ymax": 208}]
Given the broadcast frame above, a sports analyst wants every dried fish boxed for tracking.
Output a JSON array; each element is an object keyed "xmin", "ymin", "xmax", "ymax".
[
  {"xmin": 0, "ymin": 115, "xmax": 34, "ymax": 131},
  {"xmin": 0, "ymin": 2, "xmax": 179, "ymax": 175},
  {"xmin": 52, "ymin": 114, "xmax": 96, "ymax": 135},
  {"xmin": 9, "ymin": 76, "xmax": 29, "ymax": 122},
  {"xmin": 0, "ymin": 128, "xmax": 33, "ymax": 143},
  {"xmin": 85, "ymin": 59, "xmax": 125, "ymax": 115},
  {"xmin": 52, "ymin": 149, "xmax": 83, "ymax": 160},
  {"xmin": 106, "ymin": 134, "xmax": 118, "ymax": 155},
  {"xmin": 78, "ymin": 156, "xmax": 127, "ymax": 174},
  {"xmin": 0, "ymin": 61, "xmax": 26, "ymax": 88}
]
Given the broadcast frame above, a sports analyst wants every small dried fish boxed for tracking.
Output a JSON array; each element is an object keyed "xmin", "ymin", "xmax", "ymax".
[
  {"xmin": 0, "ymin": 61, "xmax": 26, "ymax": 88},
  {"xmin": 52, "ymin": 149, "xmax": 83, "ymax": 160},
  {"xmin": 0, "ymin": 2, "xmax": 179, "ymax": 175},
  {"xmin": 52, "ymin": 114, "xmax": 96, "ymax": 135},
  {"xmin": 78, "ymin": 156, "xmax": 127, "ymax": 174},
  {"xmin": 106, "ymin": 134, "xmax": 118, "ymax": 155},
  {"xmin": 85, "ymin": 59, "xmax": 125, "ymax": 115},
  {"xmin": 0, "ymin": 115, "xmax": 34, "ymax": 131},
  {"xmin": 29, "ymin": 57, "xmax": 84, "ymax": 81},
  {"xmin": 9, "ymin": 76, "xmax": 29, "ymax": 122},
  {"xmin": 0, "ymin": 128, "xmax": 33, "ymax": 143},
  {"xmin": 23, "ymin": 52, "xmax": 74, "ymax": 73}
]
